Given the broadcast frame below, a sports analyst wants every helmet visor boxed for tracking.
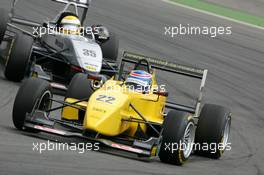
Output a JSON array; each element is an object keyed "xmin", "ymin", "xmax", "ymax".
[{"xmin": 61, "ymin": 24, "xmax": 80, "ymax": 34}]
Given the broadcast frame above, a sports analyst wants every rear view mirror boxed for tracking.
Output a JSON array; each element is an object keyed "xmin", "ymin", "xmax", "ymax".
[{"xmin": 153, "ymin": 90, "xmax": 169, "ymax": 97}]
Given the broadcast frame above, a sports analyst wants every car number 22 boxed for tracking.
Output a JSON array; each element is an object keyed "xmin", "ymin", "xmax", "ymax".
[{"xmin": 96, "ymin": 95, "xmax": 115, "ymax": 104}]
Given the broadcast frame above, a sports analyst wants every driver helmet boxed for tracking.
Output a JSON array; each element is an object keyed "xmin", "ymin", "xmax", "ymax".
[
  {"xmin": 126, "ymin": 70, "xmax": 152, "ymax": 92},
  {"xmin": 60, "ymin": 15, "xmax": 81, "ymax": 35}
]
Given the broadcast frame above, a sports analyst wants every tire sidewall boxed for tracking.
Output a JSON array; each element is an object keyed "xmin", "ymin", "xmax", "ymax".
[{"xmin": 12, "ymin": 78, "xmax": 52, "ymax": 130}]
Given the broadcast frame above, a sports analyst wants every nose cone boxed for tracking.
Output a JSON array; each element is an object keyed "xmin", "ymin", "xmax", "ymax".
[
  {"xmin": 83, "ymin": 88, "xmax": 130, "ymax": 136},
  {"xmin": 71, "ymin": 38, "xmax": 103, "ymax": 73}
]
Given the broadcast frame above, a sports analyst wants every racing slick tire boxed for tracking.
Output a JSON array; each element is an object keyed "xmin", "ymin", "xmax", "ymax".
[
  {"xmin": 5, "ymin": 32, "xmax": 33, "ymax": 82},
  {"xmin": 13, "ymin": 78, "xmax": 52, "ymax": 130},
  {"xmin": 195, "ymin": 104, "xmax": 231, "ymax": 159},
  {"xmin": 101, "ymin": 32, "xmax": 119, "ymax": 61},
  {"xmin": 158, "ymin": 110, "xmax": 195, "ymax": 165},
  {"xmin": 66, "ymin": 73, "xmax": 93, "ymax": 100},
  {"xmin": 0, "ymin": 8, "xmax": 9, "ymax": 44}
]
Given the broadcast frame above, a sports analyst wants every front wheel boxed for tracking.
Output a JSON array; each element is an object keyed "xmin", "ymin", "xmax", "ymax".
[
  {"xmin": 158, "ymin": 110, "xmax": 195, "ymax": 165},
  {"xmin": 13, "ymin": 78, "xmax": 52, "ymax": 130}
]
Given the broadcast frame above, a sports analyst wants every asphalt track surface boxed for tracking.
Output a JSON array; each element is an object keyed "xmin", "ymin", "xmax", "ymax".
[{"xmin": 0, "ymin": 0, "xmax": 264, "ymax": 175}]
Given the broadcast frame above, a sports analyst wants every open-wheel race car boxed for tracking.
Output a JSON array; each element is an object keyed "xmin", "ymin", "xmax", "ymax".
[
  {"xmin": 0, "ymin": 0, "xmax": 118, "ymax": 90},
  {"xmin": 12, "ymin": 51, "xmax": 231, "ymax": 165}
]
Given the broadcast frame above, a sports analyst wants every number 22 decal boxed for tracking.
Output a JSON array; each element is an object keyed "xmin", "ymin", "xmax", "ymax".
[{"xmin": 96, "ymin": 95, "xmax": 115, "ymax": 104}]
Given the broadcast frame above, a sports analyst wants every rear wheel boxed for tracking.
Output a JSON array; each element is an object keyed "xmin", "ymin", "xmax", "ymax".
[
  {"xmin": 5, "ymin": 32, "xmax": 33, "ymax": 82},
  {"xmin": 195, "ymin": 104, "xmax": 231, "ymax": 159},
  {"xmin": 101, "ymin": 32, "xmax": 119, "ymax": 61},
  {"xmin": 158, "ymin": 110, "xmax": 195, "ymax": 165},
  {"xmin": 13, "ymin": 78, "xmax": 52, "ymax": 130},
  {"xmin": 0, "ymin": 8, "xmax": 9, "ymax": 44}
]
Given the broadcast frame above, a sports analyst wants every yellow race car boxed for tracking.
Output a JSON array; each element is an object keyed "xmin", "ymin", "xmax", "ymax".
[{"xmin": 12, "ymin": 51, "xmax": 231, "ymax": 165}]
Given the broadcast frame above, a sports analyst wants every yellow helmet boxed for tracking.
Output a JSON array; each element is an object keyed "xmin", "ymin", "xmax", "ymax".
[{"xmin": 60, "ymin": 15, "xmax": 81, "ymax": 35}]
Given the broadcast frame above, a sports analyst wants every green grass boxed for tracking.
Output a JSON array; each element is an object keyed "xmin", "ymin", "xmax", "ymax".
[{"xmin": 170, "ymin": 0, "xmax": 264, "ymax": 27}]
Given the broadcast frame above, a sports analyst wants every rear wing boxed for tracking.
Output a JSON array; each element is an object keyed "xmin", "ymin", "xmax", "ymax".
[
  {"xmin": 51, "ymin": 0, "xmax": 91, "ymax": 8},
  {"xmin": 122, "ymin": 51, "xmax": 205, "ymax": 79},
  {"xmin": 120, "ymin": 51, "xmax": 208, "ymax": 117}
]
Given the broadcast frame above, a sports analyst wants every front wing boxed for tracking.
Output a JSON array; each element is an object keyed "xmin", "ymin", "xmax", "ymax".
[{"xmin": 23, "ymin": 110, "xmax": 154, "ymax": 157}]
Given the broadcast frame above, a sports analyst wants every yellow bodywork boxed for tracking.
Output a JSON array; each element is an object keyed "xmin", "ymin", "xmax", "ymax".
[{"xmin": 62, "ymin": 74, "xmax": 166, "ymax": 137}]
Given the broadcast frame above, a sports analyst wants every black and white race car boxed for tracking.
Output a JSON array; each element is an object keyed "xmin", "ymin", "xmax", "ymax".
[{"xmin": 0, "ymin": 0, "xmax": 118, "ymax": 90}]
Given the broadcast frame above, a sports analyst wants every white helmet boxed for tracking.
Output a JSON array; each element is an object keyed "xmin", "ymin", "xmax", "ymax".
[{"xmin": 60, "ymin": 15, "xmax": 81, "ymax": 34}]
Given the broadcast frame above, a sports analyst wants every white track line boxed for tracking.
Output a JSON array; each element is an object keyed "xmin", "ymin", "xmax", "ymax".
[{"xmin": 162, "ymin": 0, "xmax": 264, "ymax": 31}]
